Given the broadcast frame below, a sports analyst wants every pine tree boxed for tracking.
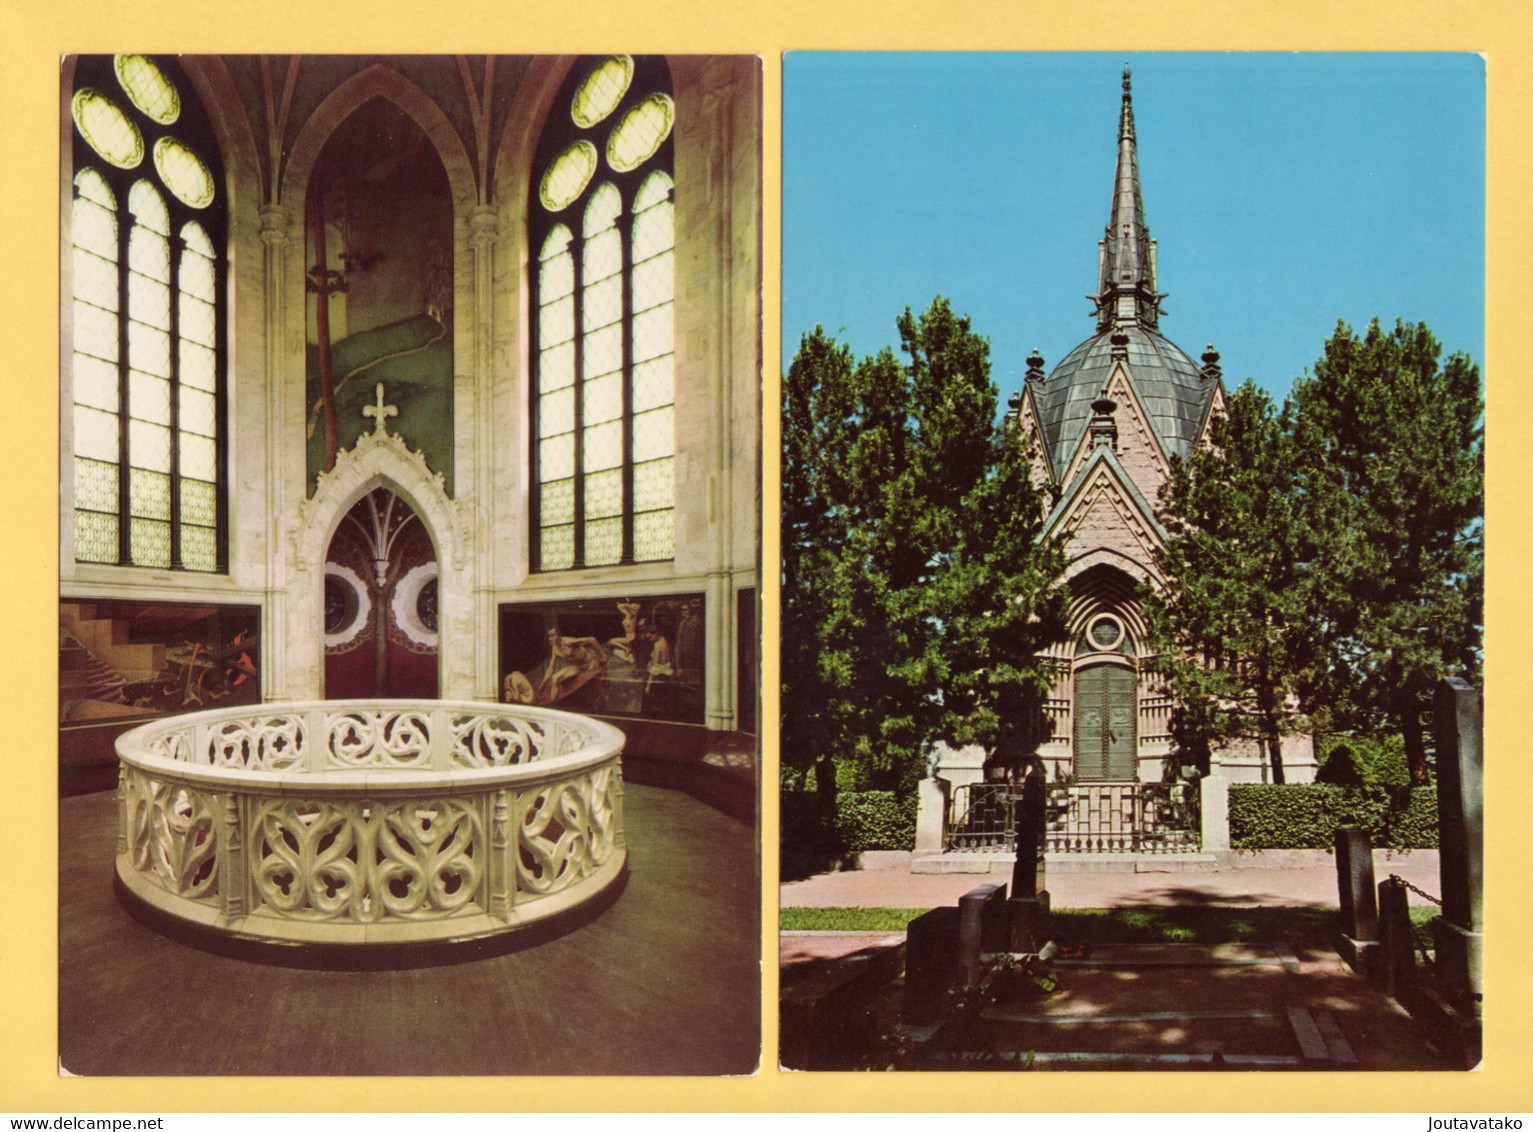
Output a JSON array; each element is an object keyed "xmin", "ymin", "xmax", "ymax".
[{"xmin": 1289, "ymin": 319, "xmax": 1483, "ymax": 784}]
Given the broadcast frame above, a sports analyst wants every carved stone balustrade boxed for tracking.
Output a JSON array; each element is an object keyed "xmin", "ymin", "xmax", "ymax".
[{"xmin": 113, "ymin": 701, "xmax": 626, "ymax": 953}]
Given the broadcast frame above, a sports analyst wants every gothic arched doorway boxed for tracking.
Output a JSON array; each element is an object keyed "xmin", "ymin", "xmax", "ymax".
[
  {"xmin": 1072, "ymin": 612, "xmax": 1138, "ymax": 781},
  {"xmin": 323, "ymin": 487, "xmax": 439, "ymax": 699},
  {"xmin": 1073, "ymin": 664, "xmax": 1137, "ymax": 781}
]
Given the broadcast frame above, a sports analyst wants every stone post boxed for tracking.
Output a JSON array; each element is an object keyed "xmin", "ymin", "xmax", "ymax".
[
  {"xmin": 1432, "ymin": 677, "xmax": 1483, "ymax": 1019},
  {"xmin": 1199, "ymin": 772, "xmax": 1229, "ymax": 853},
  {"xmin": 914, "ymin": 776, "xmax": 947, "ymax": 853},
  {"xmin": 1334, "ymin": 825, "xmax": 1379, "ymax": 976},
  {"xmin": 1377, "ymin": 876, "xmax": 1416, "ymax": 999}
]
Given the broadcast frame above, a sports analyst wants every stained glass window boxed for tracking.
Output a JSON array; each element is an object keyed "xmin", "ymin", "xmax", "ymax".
[
  {"xmin": 531, "ymin": 56, "xmax": 675, "ymax": 570},
  {"xmin": 539, "ymin": 141, "xmax": 597, "ymax": 212},
  {"xmin": 571, "ymin": 55, "xmax": 632, "ymax": 129},
  {"xmin": 114, "ymin": 55, "xmax": 179, "ymax": 124},
  {"xmin": 72, "ymin": 89, "xmax": 143, "ymax": 169},
  {"xmin": 153, "ymin": 137, "xmax": 215, "ymax": 208},
  {"xmin": 69, "ymin": 55, "xmax": 225, "ymax": 572},
  {"xmin": 606, "ymin": 94, "xmax": 674, "ymax": 174}
]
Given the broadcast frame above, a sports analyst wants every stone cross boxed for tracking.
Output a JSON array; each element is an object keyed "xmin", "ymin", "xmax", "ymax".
[
  {"xmin": 363, "ymin": 382, "xmax": 398, "ymax": 435},
  {"xmin": 1008, "ymin": 759, "xmax": 1051, "ymax": 952}
]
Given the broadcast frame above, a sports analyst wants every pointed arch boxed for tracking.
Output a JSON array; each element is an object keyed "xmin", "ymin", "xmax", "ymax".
[
  {"xmin": 285, "ymin": 430, "xmax": 471, "ymax": 699},
  {"xmin": 179, "ymin": 56, "xmax": 263, "ymax": 211},
  {"xmin": 280, "ymin": 64, "xmax": 478, "ymax": 214}
]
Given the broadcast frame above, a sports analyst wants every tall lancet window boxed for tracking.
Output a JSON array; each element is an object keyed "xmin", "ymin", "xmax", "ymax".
[
  {"xmin": 531, "ymin": 56, "xmax": 675, "ymax": 571},
  {"xmin": 69, "ymin": 55, "xmax": 226, "ymax": 571}
]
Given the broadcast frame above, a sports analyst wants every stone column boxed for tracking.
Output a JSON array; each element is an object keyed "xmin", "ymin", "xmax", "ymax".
[
  {"xmin": 467, "ymin": 205, "xmax": 500, "ymax": 700},
  {"xmin": 702, "ymin": 71, "xmax": 737, "ymax": 733},
  {"xmin": 258, "ymin": 204, "xmax": 291, "ymax": 700},
  {"xmin": 1432, "ymin": 677, "xmax": 1483, "ymax": 1019}
]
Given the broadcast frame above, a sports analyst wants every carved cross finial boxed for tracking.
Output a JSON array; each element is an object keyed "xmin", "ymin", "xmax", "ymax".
[{"xmin": 363, "ymin": 382, "xmax": 398, "ymax": 435}]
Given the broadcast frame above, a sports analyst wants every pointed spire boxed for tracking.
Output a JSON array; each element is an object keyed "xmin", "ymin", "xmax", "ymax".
[{"xmin": 1091, "ymin": 65, "xmax": 1165, "ymax": 333}]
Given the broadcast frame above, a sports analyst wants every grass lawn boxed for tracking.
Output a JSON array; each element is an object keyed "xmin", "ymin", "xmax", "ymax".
[{"xmin": 781, "ymin": 904, "xmax": 1438, "ymax": 946}]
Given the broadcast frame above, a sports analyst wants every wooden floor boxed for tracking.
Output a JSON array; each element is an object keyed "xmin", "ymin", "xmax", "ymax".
[{"xmin": 59, "ymin": 783, "xmax": 760, "ymax": 1076}]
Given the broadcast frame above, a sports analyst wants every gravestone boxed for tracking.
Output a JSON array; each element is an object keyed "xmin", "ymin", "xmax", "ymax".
[
  {"xmin": 903, "ymin": 906, "xmax": 961, "ymax": 1025},
  {"xmin": 958, "ymin": 881, "xmax": 1008, "ymax": 987}
]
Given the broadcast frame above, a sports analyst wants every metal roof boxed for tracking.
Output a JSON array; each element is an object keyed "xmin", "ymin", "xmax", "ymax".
[{"xmin": 1032, "ymin": 325, "xmax": 1215, "ymax": 475}]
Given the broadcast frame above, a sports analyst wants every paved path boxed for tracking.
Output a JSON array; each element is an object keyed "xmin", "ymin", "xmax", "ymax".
[
  {"xmin": 779, "ymin": 856, "xmax": 1453, "ymax": 1070},
  {"xmin": 781, "ymin": 853, "xmax": 1441, "ymax": 910}
]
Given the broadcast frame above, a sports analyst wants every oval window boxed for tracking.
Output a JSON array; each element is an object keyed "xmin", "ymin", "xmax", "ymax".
[
  {"xmin": 606, "ymin": 93, "xmax": 674, "ymax": 173},
  {"xmin": 571, "ymin": 55, "xmax": 633, "ymax": 129},
  {"xmin": 114, "ymin": 54, "xmax": 180, "ymax": 124},
  {"xmin": 153, "ymin": 137, "xmax": 215, "ymax": 208},
  {"xmin": 72, "ymin": 89, "xmax": 144, "ymax": 169},
  {"xmin": 539, "ymin": 140, "xmax": 598, "ymax": 212}
]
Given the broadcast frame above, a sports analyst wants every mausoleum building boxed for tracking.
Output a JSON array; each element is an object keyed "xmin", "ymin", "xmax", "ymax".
[
  {"xmin": 926, "ymin": 69, "xmax": 1312, "ymax": 857},
  {"xmin": 1012, "ymin": 68, "xmax": 1314, "ymax": 791}
]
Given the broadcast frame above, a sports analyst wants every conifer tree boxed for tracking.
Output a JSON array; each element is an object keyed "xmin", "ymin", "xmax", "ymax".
[
  {"xmin": 781, "ymin": 299, "xmax": 1067, "ymax": 806},
  {"xmin": 1146, "ymin": 380, "xmax": 1317, "ymax": 783},
  {"xmin": 1289, "ymin": 319, "xmax": 1483, "ymax": 784}
]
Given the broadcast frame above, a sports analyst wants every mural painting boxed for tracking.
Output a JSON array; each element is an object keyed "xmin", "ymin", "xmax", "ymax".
[
  {"xmin": 59, "ymin": 600, "xmax": 260, "ymax": 725},
  {"xmin": 499, "ymin": 595, "xmax": 705, "ymax": 724},
  {"xmin": 305, "ymin": 94, "xmax": 455, "ymax": 494}
]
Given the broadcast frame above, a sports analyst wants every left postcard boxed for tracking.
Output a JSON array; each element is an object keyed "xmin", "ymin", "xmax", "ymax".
[{"xmin": 59, "ymin": 53, "xmax": 761, "ymax": 1076}]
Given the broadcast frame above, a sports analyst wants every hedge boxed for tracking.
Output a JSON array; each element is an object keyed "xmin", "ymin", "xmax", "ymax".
[
  {"xmin": 833, "ymin": 790, "xmax": 917, "ymax": 852},
  {"xmin": 1228, "ymin": 783, "xmax": 1438, "ymax": 851}
]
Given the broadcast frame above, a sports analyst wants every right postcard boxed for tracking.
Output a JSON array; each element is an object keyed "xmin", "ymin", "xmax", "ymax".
[{"xmin": 779, "ymin": 52, "xmax": 1485, "ymax": 1073}]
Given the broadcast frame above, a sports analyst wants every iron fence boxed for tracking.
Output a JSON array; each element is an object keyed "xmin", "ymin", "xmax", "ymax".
[{"xmin": 943, "ymin": 780, "xmax": 1200, "ymax": 854}]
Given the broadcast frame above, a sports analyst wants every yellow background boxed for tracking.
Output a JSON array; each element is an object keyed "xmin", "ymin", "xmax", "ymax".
[{"xmin": 2, "ymin": 0, "xmax": 1526, "ymax": 1112}]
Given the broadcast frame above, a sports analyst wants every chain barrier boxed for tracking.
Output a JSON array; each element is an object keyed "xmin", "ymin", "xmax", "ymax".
[{"xmin": 1389, "ymin": 874, "xmax": 1443, "ymax": 907}]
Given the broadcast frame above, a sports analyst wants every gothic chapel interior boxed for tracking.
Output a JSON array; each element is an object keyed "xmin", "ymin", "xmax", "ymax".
[
  {"xmin": 59, "ymin": 55, "xmax": 762, "ymax": 810},
  {"xmin": 56, "ymin": 52, "xmax": 761, "ymax": 1076}
]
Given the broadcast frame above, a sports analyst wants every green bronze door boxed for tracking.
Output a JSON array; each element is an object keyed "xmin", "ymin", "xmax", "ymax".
[{"xmin": 1073, "ymin": 664, "xmax": 1137, "ymax": 781}]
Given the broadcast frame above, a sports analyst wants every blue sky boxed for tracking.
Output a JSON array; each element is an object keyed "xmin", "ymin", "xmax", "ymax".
[{"xmin": 782, "ymin": 53, "xmax": 1485, "ymax": 407}]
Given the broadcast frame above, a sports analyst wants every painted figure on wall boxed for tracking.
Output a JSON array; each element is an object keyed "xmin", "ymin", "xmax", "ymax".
[
  {"xmin": 305, "ymin": 95, "xmax": 455, "ymax": 494},
  {"xmin": 498, "ymin": 595, "xmax": 705, "ymax": 723},
  {"xmin": 538, "ymin": 628, "xmax": 606, "ymax": 701},
  {"xmin": 59, "ymin": 602, "xmax": 261, "ymax": 724}
]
